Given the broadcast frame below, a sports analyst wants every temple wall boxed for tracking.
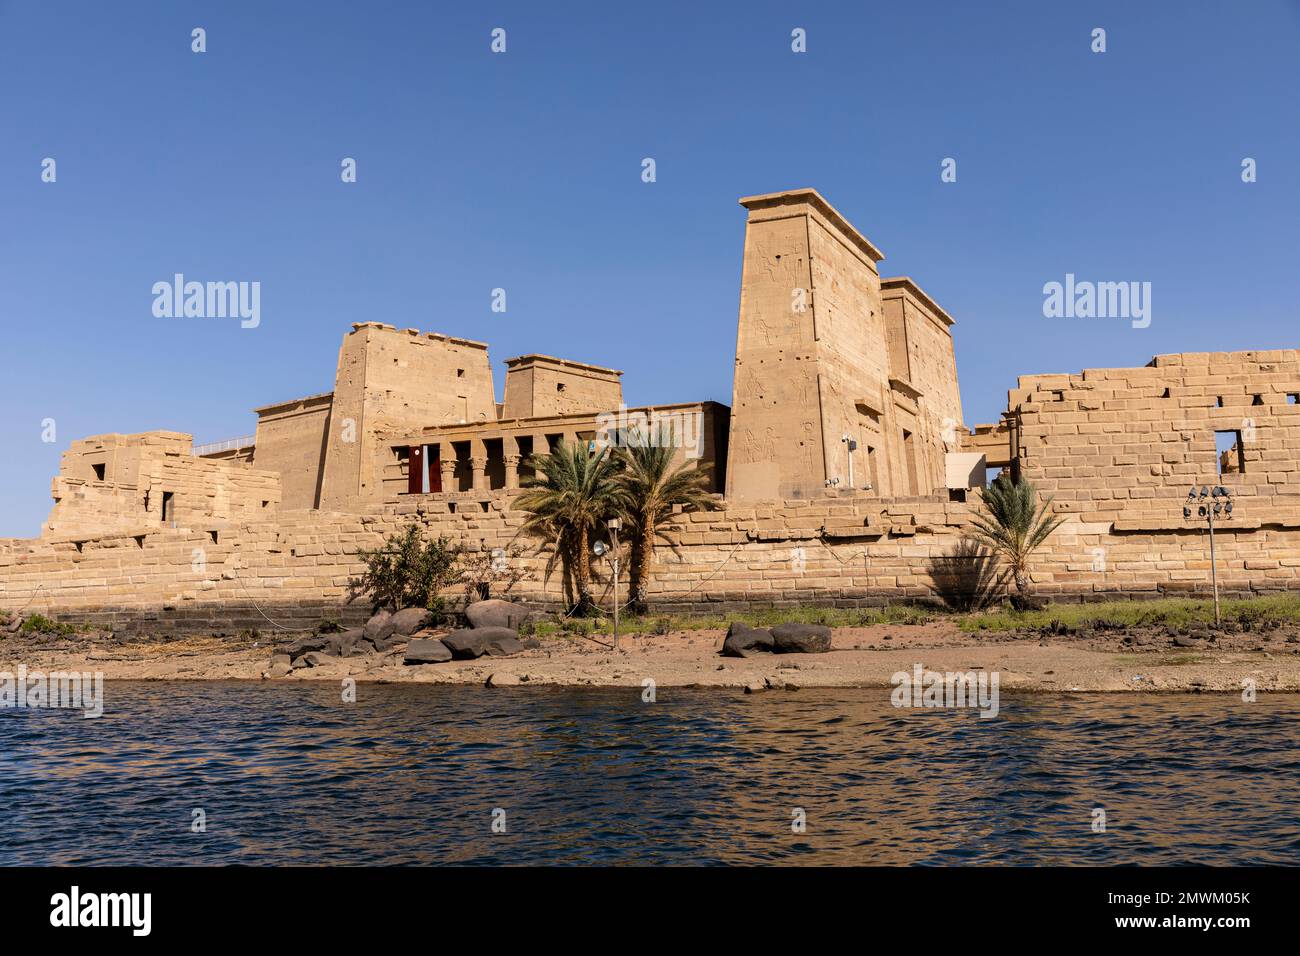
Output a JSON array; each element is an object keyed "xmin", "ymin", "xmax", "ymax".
[
  {"xmin": 1012, "ymin": 349, "xmax": 1300, "ymax": 529},
  {"xmin": 251, "ymin": 393, "xmax": 333, "ymax": 511},
  {"xmin": 5, "ymin": 487, "xmax": 1299, "ymax": 634}
]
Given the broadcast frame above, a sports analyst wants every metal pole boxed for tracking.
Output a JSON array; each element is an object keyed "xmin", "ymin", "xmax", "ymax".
[
  {"xmin": 1208, "ymin": 508, "xmax": 1220, "ymax": 626},
  {"xmin": 612, "ymin": 525, "xmax": 620, "ymax": 651}
]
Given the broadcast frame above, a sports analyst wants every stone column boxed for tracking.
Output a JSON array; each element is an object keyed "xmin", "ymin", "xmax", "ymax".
[
  {"xmin": 504, "ymin": 435, "xmax": 521, "ymax": 490},
  {"xmin": 470, "ymin": 438, "xmax": 488, "ymax": 493},
  {"xmin": 438, "ymin": 446, "xmax": 456, "ymax": 494}
]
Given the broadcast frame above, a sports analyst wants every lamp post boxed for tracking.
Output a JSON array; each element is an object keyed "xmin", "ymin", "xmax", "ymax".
[
  {"xmin": 594, "ymin": 517, "xmax": 622, "ymax": 651},
  {"xmin": 1182, "ymin": 484, "xmax": 1234, "ymax": 626}
]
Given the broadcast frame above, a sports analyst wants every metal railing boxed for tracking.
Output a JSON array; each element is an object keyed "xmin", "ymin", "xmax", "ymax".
[{"xmin": 192, "ymin": 435, "xmax": 255, "ymax": 457}]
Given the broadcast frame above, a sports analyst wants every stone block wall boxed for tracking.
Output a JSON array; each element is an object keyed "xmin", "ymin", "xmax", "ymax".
[
  {"xmin": 1013, "ymin": 350, "xmax": 1300, "ymax": 532},
  {"xmin": 5, "ymin": 484, "xmax": 1298, "ymax": 634}
]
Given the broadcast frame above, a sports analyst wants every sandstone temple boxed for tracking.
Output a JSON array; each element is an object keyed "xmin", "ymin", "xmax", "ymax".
[{"xmin": 4, "ymin": 189, "xmax": 1297, "ymax": 631}]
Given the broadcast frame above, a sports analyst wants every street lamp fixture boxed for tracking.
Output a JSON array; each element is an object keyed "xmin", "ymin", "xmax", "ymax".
[
  {"xmin": 1182, "ymin": 482, "xmax": 1234, "ymax": 625},
  {"xmin": 594, "ymin": 517, "xmax": 623, "ymax": 651}
]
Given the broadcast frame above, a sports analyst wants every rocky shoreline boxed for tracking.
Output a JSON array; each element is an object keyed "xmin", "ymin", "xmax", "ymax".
[{"xmin": 4, "ymin": 602, "xmax": 1300, "ymax": 694}]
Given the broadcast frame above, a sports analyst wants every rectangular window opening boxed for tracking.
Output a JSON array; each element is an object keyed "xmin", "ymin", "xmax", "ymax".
[
  {"xmin": 1215, "ymin": 430, "xmax": 1244, "ymax": 475},
  {"xmin": 902, "ymin": 429, "xmax": 919, "ymax": 495}
]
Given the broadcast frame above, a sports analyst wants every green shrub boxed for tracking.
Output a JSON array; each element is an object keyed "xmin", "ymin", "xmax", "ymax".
[
  {"xmin": 349, "ymin": 522, "xmax": 463, "ymax": 614},
  {"xmin": 20, "ymin": 614, "xmax": 77, "ymax": 637}
]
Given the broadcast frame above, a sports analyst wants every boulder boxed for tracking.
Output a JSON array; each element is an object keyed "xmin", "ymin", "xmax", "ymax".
[
  {"xmin": 721, "ymin": 623, "xmax": 774, "ymax": 658},
  {"xmin": 364, "ymin": 610, "xmax": 396, "ymax": 643},
  {"xmin": 335, "ymin": 628, "xmax": 366, "ymax": 655},
  {"xmin": 771, "ymin": 622, "xmax": 833, "ymax": 654},
  {"xmin": 269, "ymin": 652, "xmax": 291, "ymax": 667},
  {"xmin": 389, "ymin": 607, "xmax": 433, "ymax": 637},
  {"xmin": 297, "ymin": 651, "xmax": 340, "ymax": 668},
  {"xmin": 404, "ymin": 638, "xmax": 453, "ymax": 665},
  {"xmin": 264, "ymin": 661, "xmax": 292, "ymax": 679},
  {"xmin": 466, "ymin": 599, "xmax": 530, "ymax": 631},
  {"xmin": 280, "ymin": 634, "xmax": 333, "ymax": 659},
  {"xmin": 442, "ymin": 626, "xmax": 524, "ymax": 660},
  {"xmin": 485, "ymin": 672, "xmax": 522, "ymax": 687}
]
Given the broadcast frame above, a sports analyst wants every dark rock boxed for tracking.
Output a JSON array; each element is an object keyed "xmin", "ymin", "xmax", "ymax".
[
  {"xmin": 281, "ymin": 634, "xmax": 333, "ymax": 658},
  {"xmin": 389, "ymin": 607, "xmax": 433, "ymax": 637},
  {"xmin": 485, "ymin": 635, "xmax": 525, "ymax": 657},
  {"xmin": 1172, "ymin": 635, "xmax": 1202, "ymax": 648},
  {"xmin": 465, "ymin": 599, "xmax": 531, "ymax": 631},
  {"xmin": 721, "ymin": 623, "xmax": 774, "ymax": 658},
  {"xmin": 771, "ymin": 622, "xmax": 833, "ymax": 654},
  {"xmin": 297, "ymin": 651, "xmax": 339, "ymax": 668},
  {"xmin": 336, "ymin": 628, "xmax": 365, "ymax": 655},
  {"xmin": 364, "ymin": 610, "xmax": 396, "ymax": 643},
  {"xmin": 442, "ymin": 626, "xmax": 524, "ymax": 659},
  {"xmin": 404, "ymin": 638, "xmax": 452, "ymax": 665}
]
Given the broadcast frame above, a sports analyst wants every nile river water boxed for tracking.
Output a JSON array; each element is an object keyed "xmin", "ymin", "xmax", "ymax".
[{"xmin": 1, "ymin": 683, "xmax": 1297, "ymax": 865}]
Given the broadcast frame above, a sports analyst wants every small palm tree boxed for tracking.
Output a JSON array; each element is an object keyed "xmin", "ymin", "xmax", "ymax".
[
  {"xmin": 514, "ymin": 440, "xmax": 621, "ymax": 615},
  {"xmin": 969, "ymin": 474, "xmax": 1064, "ymax": 608},
  {"xmin": 613, "ymin": 426, "xmax": 717, "ymax": 613}
]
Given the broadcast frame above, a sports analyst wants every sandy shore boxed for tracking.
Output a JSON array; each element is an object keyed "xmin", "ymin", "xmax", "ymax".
[{"xmin": 4, "ymin": 621, "xmax": 1300, "ymax": 692}]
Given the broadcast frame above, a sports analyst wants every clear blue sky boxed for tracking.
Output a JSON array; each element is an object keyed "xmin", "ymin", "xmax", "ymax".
[{"xmin": 2, "ymin": 1, "xmax": 1297, "ymax": 536}]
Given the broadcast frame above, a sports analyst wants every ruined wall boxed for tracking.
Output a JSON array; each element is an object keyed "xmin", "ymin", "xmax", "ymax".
[
  {"xmin": 252, "ymin": 392, "xmax": 333, "ymax": 511},
  {"xmin": 318, "ymin": 324, "xmax": 496, "ymax": 511},
  {"xmin": 43, "ymin": 432, "xmax": 281, "ymax": 540},
  {"xmin": 1013, "ymin": 350, "xmax": 1300, "ymax": 532}
]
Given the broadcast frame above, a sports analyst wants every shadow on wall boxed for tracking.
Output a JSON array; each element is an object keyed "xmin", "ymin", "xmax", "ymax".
[{"xmin": 926, "ymin": 539, "xmax": 1009, "ymax": 612}]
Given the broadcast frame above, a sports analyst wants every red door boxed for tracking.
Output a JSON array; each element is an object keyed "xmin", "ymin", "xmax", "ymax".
[{"xmin": 407, "ymin": 446, "xmax": 424, "ymax": 495}]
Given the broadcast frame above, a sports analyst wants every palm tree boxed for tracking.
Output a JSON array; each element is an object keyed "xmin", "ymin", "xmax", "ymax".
[
  {"xmin": 514, "ymin": 440, "xmax": 621, "ymax": 615},
  {"xmin": 969, "ymin": 474, "xmax": 1064, "ymax": 609},
  {"xmin": 612, "ymin": 426, "xmax": 717, "ymax": 613}
]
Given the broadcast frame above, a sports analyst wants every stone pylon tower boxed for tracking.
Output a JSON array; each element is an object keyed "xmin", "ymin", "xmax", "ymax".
[
  {"xmin": 725, "ymin": 189, "xmax": 887, "ymax": 500},
  {"xmin": 317, "ymin": 323, "xmax": 497, "ymax": 510}
]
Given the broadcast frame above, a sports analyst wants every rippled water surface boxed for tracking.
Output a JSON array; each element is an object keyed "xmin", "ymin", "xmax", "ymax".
[{"xmin": 1, "ymin": 682, "xmax": 1297, "ymax": 865}]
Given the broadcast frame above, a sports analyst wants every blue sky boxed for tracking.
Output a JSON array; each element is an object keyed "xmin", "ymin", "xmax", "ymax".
[{"xmin": 1, "ymin": 1, "xmax": 1297, "ymax": 536}]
